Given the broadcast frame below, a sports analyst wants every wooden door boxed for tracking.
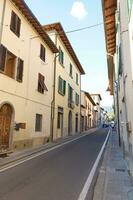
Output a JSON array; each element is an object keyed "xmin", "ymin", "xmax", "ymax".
[{"xmin": 0, "ymin": 104, "xmax": 12, "ymax": 149}]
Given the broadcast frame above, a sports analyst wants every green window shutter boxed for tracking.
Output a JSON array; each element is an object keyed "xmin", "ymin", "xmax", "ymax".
[
  {"xmin": 59, "ymin": 46, "xmax": 61, "ymax": 63},
  {"xmin": 63, "ymin": 80, "xmax": 66, "ymax": 95},
  {"xmin": 58, "ymin": 76, "xmax": 65, "ymax": 95},
  {"xmin": 76, "ymin": 73, "xmax": 78, "ymax": 85},
  {"xmin": 78, "ymin": 94, "xmax": 79, "ymax": 105},
  {"xmin": 75, "ymin": 93, "xmax": 79, "ymax": 105},
  {"xmin": 58, "ymin": 47, "xmax": 64, "ymax": 65},
  {"xmin": 118, "ymin": 45, "xmax": 122, "ymax": 75},
  {"xmin": 58, "ymin": 76, "xmax": 62, "ymax": 92},
  {"xmin": 61, "ymin": 50, "xmax": 64, "ymax": 65}
]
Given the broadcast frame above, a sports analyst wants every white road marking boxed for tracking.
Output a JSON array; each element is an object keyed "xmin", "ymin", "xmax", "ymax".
[
  {"xmin": 77, "ymin": 130, "xmax": 110, "ymax": 200},
  {"xmin": 0, "ymin": 130, "xmax": 95, "ymax": 173}
]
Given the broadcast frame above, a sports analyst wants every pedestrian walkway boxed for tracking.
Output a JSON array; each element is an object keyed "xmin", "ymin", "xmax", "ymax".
[
  {"xmin": 93, "ymin": 131, "xmax": 133, "ymax": 200},
  {"xmin": 0, "ymin": 128, "xmax": 97, "ymax": 169}
]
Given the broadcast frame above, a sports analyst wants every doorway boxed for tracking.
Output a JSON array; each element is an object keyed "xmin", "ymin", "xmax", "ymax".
[
  {"xmin": 75, "ymin": 114, "xmax": 78, "ymax": 133},
  {"xmin": 0, "ymin": 104, "xmax": 13, "ymax": 149},
  {"xmin": 68, "ymin": 111, "xmax": 72, "ymax": 135}
]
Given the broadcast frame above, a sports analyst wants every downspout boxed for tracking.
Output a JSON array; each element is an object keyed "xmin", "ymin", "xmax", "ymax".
[
  {"xmin": 80, "ymin": 74, "xmax": 81, "ymax": 133},
  {"xmin": 0, "ymin": 0, "xmax": 6, "ymax": 45},
  {"xmin": 50, "ymin": 34, "xmax": 58, "ymax": 141}
]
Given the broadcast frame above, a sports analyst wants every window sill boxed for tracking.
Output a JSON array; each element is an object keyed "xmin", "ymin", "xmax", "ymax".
[
  {"xmin": 10, "ymin": 28, "xmax": 20, "ymax": 38},
  {"xmin": 40, "ymin": 57, "xmax": 46, "ymax": 63},
  {"xmin": 58, "ymin": 91, "xmax": 65, "ymax": 96},
  {"xmin": 0, "ymin": 72, "xmax": 16, "ymax": 80},
  {"xmin": 59, "ymin": 62, "xmax": 65, "ymax": 68},
  {"xmin": 70, "ymin": 75, "xmax": 73, "ymax": 79}
]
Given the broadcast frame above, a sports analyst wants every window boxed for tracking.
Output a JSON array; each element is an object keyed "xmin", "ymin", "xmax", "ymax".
[
  {"xmin": 127, "ymin": 0, "xmax": 133, "ymax": 17},
  {"xmin": 40, "ymin": 44, "xmax": 45, "ymax": 62},
  {"xmin": 0, "ymin": 44, "xmax": 24, "ymax": 81},
  {"xmin": 76, "ymin": 73, "xmax": 78, "ymax": 85},
  {"xmin": 58, "ymin": 76, "xmax": 66, "ymax": 95},
  {"xmin": 0, "ymin": 44, "xmax": 6, "ymax": 72},
  {"xmin": 0, "ymin": 44, "xmax": 16, "ymax": 78},
  {"xmin": 38, "ymin": 73, "xmax": 48, "ymax": 93},
  {"xmin": 69, "ymin": 63, "xmax": 73, "ymax": 77},
  {"xmin": 68, "ymin": 84, "xmax": 74, "ymax": 108},
  {"xmin": 57, "ymin": 107, "xmax": 63, "ymax": 129},
  {"xmin": 16, "ymin": 58, "xmax": 24, "ymax": 82},
  {"xmin": 10, "ymin": 11, "xmax": 21, "ymax": 37},
  {"xmin": 35, "ymin": 114, "xmax": 42, "ymax": 132},
  {"xmin": 75, "ymin": 93, "xmax": 79, "ymax": 106},
  {"xmin": 59, "ymin": 46, "xmax": 64, "ymax": 65}
]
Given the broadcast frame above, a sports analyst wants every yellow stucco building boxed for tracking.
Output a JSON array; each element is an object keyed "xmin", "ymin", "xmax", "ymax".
[
  {"xmin": 81, "ymin": 91, "xmax": 96, "ymax": 131},
  {"xmin": 0, "ymin": 0, "xmax": 58, "ymax": 150},
  {"xmin": 44, "ymin": 23, "xmax": 85, "ymax": 139}
]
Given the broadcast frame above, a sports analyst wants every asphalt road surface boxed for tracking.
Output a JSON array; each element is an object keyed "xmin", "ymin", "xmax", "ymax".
[{"xmin": 0, "ymin": 129, "xmax": 108, "ymax": 200}]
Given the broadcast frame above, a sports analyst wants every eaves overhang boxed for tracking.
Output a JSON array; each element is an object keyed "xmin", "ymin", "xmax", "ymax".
[
  {"xmin": 43, "ymin": 22, "xmax": 85, "ymax": 75},
  {"xmin": 11, "ymin": 0, "xmax": 58, "ymax": 53},
  {"xmin": 102, "ymin": 0, "xmax": 117, "ymax": 95}
]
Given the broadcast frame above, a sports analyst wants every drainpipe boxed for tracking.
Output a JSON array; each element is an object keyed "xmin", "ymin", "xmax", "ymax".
[
  {"xmin": 79, "ymin": 74, "xmax": 81, "ymax": 133},
  {"xmin": 50, "ymin": 34, "xmax": 58, "ymax": 141},
  {"xmin": 0, "ymin": 0, "xmax": 6, "ymax": 45}
]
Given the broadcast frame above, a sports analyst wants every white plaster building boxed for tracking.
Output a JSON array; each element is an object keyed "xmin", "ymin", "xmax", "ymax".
[
  {"xmin": 102, "ymin": 0, "xmax": 133, "ymax": 176},
  {"xmin": 44, "ymin": 23, "xmax": 85, "ymax": 139},
  {"xmin": 0, "ymin": 0, "xmax": 58, "ymax": 150}
]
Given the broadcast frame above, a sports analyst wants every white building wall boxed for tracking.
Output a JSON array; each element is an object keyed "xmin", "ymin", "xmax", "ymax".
[
  {"xmin": 0, "ymin": 0, "xmax": 55, "ymax": 149},
  {"xmin": 117, "ymin": 0, "xmax": 133, "ymax": 175},
  {"xmin": 47, "ymin": 31, "xmax": 81, "ymax": 139}
]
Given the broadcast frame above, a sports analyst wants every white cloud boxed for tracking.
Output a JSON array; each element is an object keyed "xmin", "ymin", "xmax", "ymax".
[{"xmin": 70, "ymin": 1, "xmax": 88, "ymax": 20}]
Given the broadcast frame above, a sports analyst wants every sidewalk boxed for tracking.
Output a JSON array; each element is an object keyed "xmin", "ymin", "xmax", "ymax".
[
  {"xmin": 93, "ymin": 131, "xmax": 133, "ymax": 200},
  {"xmin": 0, "ymin": 128, "xmax": 97, "ymax": 168}
]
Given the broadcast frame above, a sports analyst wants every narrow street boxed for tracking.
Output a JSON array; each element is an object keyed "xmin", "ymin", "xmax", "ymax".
[{"xmin": 0, "ymin": 129, "xmax": 107, "ymax": 200}]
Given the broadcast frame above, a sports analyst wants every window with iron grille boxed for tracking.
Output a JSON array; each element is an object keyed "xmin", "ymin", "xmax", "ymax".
[{"xmin": 35, "ymin": 114, "xmax": 42, "ymax": 132}]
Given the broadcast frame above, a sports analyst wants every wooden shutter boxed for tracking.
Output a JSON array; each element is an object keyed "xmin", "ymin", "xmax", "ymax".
[
  {"xmin": 16, "ymin": 58, "xmax": 23, "ymax": 82},
  {"xmin": 38, "ymin": 73, "xmax": 48, "ymax": 93},
  {"xmin": 63, "ymin": 80, "xmax": 66, "ymax": 95},
  {"xmin": 10, "ymin": 11, "xmax": 16, "ymax": 32},
  {"xmin": 16, "ymin": 17, "xmax": 21, "ymax": 37},
  {"xmin": 0, "ymin": 44, "xmax": 6, "ymax": 72},
  {"xmin": 10, "ymin": 11, "xmax": 21, "ymax": 37},
  {"xmin": 40, "ymin": 44, "xmax": 45, "ymax": 62}
]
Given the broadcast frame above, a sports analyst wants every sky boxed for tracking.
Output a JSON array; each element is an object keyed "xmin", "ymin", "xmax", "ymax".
[{"xmin": 25, "ymin": 0, "xmax": 113, "ymax": 107}]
